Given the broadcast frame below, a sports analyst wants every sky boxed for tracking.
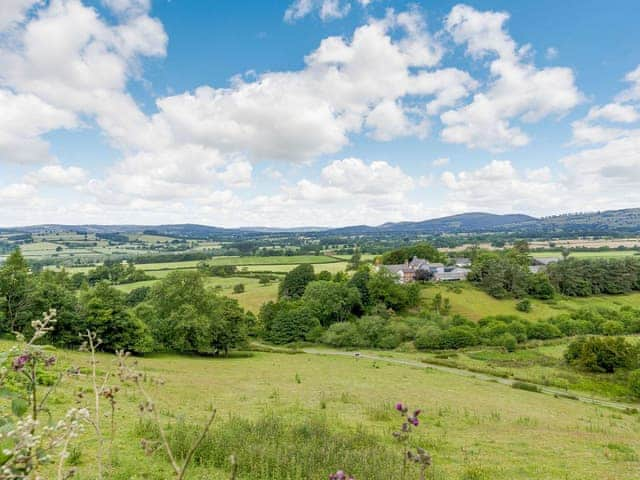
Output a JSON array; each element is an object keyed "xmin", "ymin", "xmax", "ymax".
[{"xmin": 0, "ymin": 0, "xmax": 639, "ymax": 228}]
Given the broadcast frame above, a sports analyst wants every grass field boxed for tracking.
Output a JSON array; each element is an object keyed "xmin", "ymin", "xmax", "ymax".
[
  {"xmin": 532, "ymin": 250, "xmax": 639, "ymax": 258},
  {"xmin": 10, "ymin": 341, "xmax": 639, "ymax": 480},
  {"xmin": 422, "ymin": 282, "xmax": 640, "ymax": 321}
]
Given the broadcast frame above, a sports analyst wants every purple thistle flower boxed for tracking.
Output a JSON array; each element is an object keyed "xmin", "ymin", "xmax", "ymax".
[
  {"xmin": 395, "ymin": 402, "xmax": 404, "ymax": 412},
  {"xmin": 12, "ymin": 354, "xmax": 30, "ymax": 371}
]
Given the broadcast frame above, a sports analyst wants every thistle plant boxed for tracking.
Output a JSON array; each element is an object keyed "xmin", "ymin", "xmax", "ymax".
[
  {"xmin": 0, "ymin": 310, "xmax": 87, "ymax": 480},
  {"xmin": 117, "ymin": 351, "xmax": 221, "ymax": 480},
  {"xmin": 393, "ymin": 402, "xmax": 432, "ymax": 480}
]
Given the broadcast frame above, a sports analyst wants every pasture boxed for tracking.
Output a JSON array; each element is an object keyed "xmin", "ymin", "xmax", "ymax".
[
  {"xmin": 14, "ymin": 341, "xmax": 640, "ymax": 480},
  {"xmin": 422, "ymin": 282, "xmax": 640, "ymax": 321}
]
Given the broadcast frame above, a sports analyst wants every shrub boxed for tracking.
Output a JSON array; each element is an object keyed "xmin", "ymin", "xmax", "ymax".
[
  {"xmin": 527, "ymin": 321, "xmax": 562, "ymax": 340},
  {"xmin": 564, "ymin": 336, "xmax": 638, "ymax": 373},
  {"xmin": 600, "ymin": 320, "xmax": 625, "ymax": 336},
  {"xmin": 629, "ymin": 370, "xmax": 640, "ymax": 398},
  {"xmin": 499, "ymin": 333, "xmax": 517, "ymax": 352},
  {"xmin": 414, "ymin": 326, "xmax": 443, "ymax": 350},
  {"xmin": 322, "ymin": 322, "xmax": 365, "ymax": 348},
  {"xmin": 515, "ymin": 299, "xmax": 531, "ymax": 313},
  {"xmin": 512, "ymin": 382, "xmax": 541, "ymax": 393},
  {"xmin": 233, "ymin": 283, "xmax": 245, "ymax": 294},
  {"xmin": 438, "ymin": 326, "xmax": 478, "ymax": 349}
]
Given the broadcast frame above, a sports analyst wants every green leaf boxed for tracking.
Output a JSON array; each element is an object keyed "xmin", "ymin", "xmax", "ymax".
[{"xmin": 11, "ymin": 398, "xmax": 28, "ymax": 418}]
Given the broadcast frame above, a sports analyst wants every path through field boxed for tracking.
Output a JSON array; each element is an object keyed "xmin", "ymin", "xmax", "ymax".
[{"xmin": 302, "ymin": 348, "xmax": 639, "ymax": 412}]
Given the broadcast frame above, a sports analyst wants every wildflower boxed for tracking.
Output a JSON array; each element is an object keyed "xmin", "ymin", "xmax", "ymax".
[
  {"xmin": 329, "ymin": 470, "xmax": 355, "ymax": 480},
  {"xmin": 12, "ymin": 353, "xmax": 30, "ymax": 371},
  {"xmin": 395, "ymin": 402, "xmax": 404, "ymax": 412},
  {"xmin": 44, "ymin": 355, "xmax": 57, "ymax": 367}
]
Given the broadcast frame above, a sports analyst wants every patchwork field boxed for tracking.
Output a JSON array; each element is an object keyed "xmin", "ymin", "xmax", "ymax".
[{"xmin": 12, "ymin": 341, "xmax": 639, "ymax": 480}]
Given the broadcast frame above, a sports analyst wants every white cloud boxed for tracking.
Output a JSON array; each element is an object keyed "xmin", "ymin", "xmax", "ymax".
[
  {"xmin": 441, "ymin": 160, "xmax": 569, "ymax": 214},
  {"xmin": 440, "ymin": 5, "xmax": 581, "ymax": 151},
  {"xmin": 102, "ymin": 0, "xmax": 150, "ymax": 16},
  {"xmin": 0, "ymin": 89, "xmax": 76, "ymax": 164},
  {"xmin": 616, "ymin": 65, "xmax": 640, "ymax": 103},
  {"xmin": 586, "ymin": 103, "xmax": 639, "ymax": 123},
  {"xmin": 0, "ymin": 0, "xmax": 167, "ymax": 152},
  {"xmin": 431, "ymin": 157, "xmax": 449, "ymax": 167},
  {"xmin": 545, "ymin": 47, "xmax": 558, "ymax": 60},
  {"xmin": 25, "ymin": 164, "xmax": 87, "ymax": 186},
  {"xmin": 284, "ymin": 0, "xmax": 357, "ymax": 22},
  {"xmin": 559, "ymin": 64, "xmax": 640, "ymax": 210},
  {"xmin": 147, "ymin": 9, "xmax": 461, "ymax": 163},
  {"xmin": 0, "ymin": 0, "xmax": 40, "ymax": 31},
  {"xmin": 0, "ymin": 183, "xmax": 38, "ymax": 204}
]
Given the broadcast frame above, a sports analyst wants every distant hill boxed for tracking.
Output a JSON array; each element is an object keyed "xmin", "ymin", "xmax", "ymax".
[{"xmin": 3, "ymin": 208, "xmax": 640, "ymax": 237}]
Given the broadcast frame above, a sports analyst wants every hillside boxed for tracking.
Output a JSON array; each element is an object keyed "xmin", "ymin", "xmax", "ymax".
[{"xmin": 3, "ymin": 208, "xmax": 640, "ymax": 237}]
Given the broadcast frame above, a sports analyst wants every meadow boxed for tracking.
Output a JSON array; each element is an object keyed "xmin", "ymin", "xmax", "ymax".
[
  {"xmin": 421, "ymin": 282, "xmax": 640, "ymax": 321},
  {"xmin": 9, "ymin": 340, "xmax": 639, "ymax": 480}
]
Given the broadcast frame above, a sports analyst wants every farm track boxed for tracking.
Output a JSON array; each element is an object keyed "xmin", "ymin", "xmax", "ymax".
[{"xmin": 301, "ymin": 348, "xmax": 640, "ymax": 412}]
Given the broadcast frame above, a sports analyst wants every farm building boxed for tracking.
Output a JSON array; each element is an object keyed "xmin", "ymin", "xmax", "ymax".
[
  {"xmin": 529, "ymin": 256, "xmax": 561, "ymax": 273},
  {"xmin": 379, "ymin": 256, "xmax": 469, "ymax": 283}
]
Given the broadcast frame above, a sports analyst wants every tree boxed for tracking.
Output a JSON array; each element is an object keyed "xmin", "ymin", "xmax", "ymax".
[
  {"xmin": 0, "ymin": 249, "xmax": 34, "ymax": 333},
  {"xmin": 79, "ymin": 282, "xmax": 153, "ymax": 353},
  {"xmin": 148, "ymin": 271, "xmax": 248, "ymax": 354},
  {"xmin": 564, "ymin": 336, "xmax": 638, "ymax": 373},
  {"xmin": 279, "ymin": 264, "xmax": 315, "ymax": 299},
  {"xmin": 347, "ymin": 247, "xmax": 361, "ymax": 271},
  {"xmin": 302, "ymin": 281, "xmax": 362, "ymax": 326},
  {"xmin": 381, "ymin": 243, "xmax": 445, "ymax": 265},
  {"xmin": 348, "ymin": 268, "xmax": 371, "ymax": 306},
  {"xmin": 233, "ymin": 283, "xmax": 245, "ymax": 294},
  {"xmin": 260, "ymin": 300, "xmax": 320, "ymax": 344}
]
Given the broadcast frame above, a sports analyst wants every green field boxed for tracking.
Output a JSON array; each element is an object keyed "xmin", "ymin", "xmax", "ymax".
[
  {"xmin": 422, "ymin": 282, "xmax": 640, "ymax": 321},
  {"xmin": 532, "ymin": 250, "xmax": 640, "ymax": 258},
  {"xmin": 9, "ymin": 341, "xmax": 639, "ymax": 480}
]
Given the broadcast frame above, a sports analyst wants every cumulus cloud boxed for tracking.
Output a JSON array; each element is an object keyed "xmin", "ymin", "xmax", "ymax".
[
  {"xmin": 25, "ymin": 164, "xmax": 88, "ymax": 186},
  {"xmin": 284, "ymin": 0, "xmax": 379, "ymax": 22},
  {"xmin": 440, "ymin": 5, "xmax": 581, "ymax": 151},
  {"xmin": 441, "ymin": 160, "xmax": 568, "ymax": 214},
  {"xmin": 0, "ymin": 89, "xmax": 76, "ymax": 164},
  {"xmin": 432, "ymin": 157, "xmax": 449, "ymax": 167},
  {"xmin": 0, "ymin": 0, "xmax": 40, "ymax": 31}
]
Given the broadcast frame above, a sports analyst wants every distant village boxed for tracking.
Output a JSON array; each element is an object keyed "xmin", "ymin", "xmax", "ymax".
[{"xmin": 379, "ymin": 255, "xmax": 561, "ymax": 284}]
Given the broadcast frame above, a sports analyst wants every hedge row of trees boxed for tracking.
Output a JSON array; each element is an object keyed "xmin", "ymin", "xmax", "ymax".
[
  {"xmin": 547, "ymin": 257, "xmax": 640, "ymax": 296},
  {"xmin": 0, "ymin": 249, "xmax": 249, "ymax": 355},
  {"xmin": 469, "ymin": 247, "xmax": 640, "ymax": 300},
  {"xmin": 318, "ymin": 305, "xmax": 640, "ymax": 352}
]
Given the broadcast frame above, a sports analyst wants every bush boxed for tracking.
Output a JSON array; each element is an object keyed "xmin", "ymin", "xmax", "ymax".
[
  {"xmin": 322, "ymin": 322, "xmax": 365, "ymax": 348},
  {"xmin": 564, "ymin": 336, "xmax": 638, "ymax": 373},
  {"xmin": 414, "ymin": 326, "xmax": 443, "ymax": 350},
  {"xmin": 629, "ymin": 370, "xmax": 640, "ymax": 398},
  {"xmin": 515, "ymin": 299, "xmax": 531, "ymax": 313},
  {"xmin": 438, "ymin": 326, "xmax": 478, "ymax": 349},
  {"xmin": 233, "ymin": 284, "xmax": 245, "ymax": 294},
  {"xmin": 499, "ymin": 333, "xmax": 517, "ymax": 352},
  {"xmin": 527, "ymin": 321, "xmax": 562, "ymax": 340},
  {"xmin": 600, "ymin": 320, "xmax": 625, "ymax": 336},
  {"xmin": 512, "ymin": 381, "xmax": 541, "ymax": 393}
]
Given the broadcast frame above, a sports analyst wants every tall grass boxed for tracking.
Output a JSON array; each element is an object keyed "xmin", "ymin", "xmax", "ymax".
[{"xmin": 135, "ymin": 411, "xmax": 431, "ymax": 479}]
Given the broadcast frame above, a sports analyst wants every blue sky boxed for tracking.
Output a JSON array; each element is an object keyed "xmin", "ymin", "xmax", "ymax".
[{"xmin": 1, "ymin": 0, "xmax": 639, "ymax": 227}]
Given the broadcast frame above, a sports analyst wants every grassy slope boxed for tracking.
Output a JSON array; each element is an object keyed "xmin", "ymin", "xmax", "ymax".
[
  {"xmin": 19, "ymin": 343, "xmax": 640, "ymax": 480},
  {"xmin": 422, "ymin": 282, "xmax": 640, "ymax": 321},
  {"xmin": 532, "ymin": 251, "xmax": 639, "ymax": 258}
]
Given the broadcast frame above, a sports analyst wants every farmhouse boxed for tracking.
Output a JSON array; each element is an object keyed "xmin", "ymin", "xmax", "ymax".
[
  {"xmin": 529, "ymin": 256, "xmax": 561, "ymax": 273},
  {"xmin": 380, "ymin": 256, "xmax": 469, "ymax": 283}
]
